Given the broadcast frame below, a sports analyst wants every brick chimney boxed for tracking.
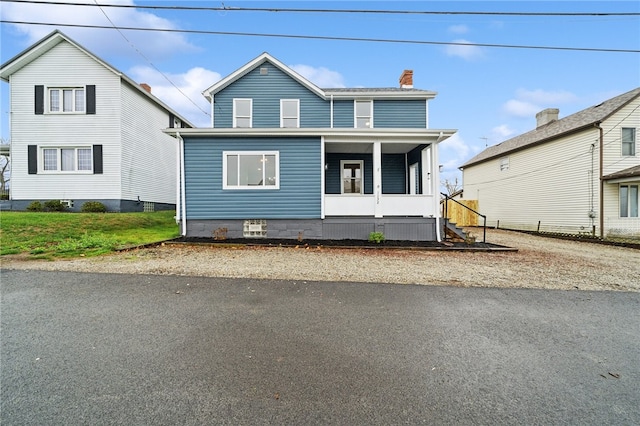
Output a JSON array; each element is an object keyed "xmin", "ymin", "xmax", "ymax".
[
  {"xmin": 140, "ymin": 83, "xmax": 152, "ymax": 93},
  {"xmin": 535, "ymin": 108, "xmax": 559, "ymax": 128},
  {"xmin": 399, "ymin": 70, "xmax": 413, "ymax": 88}
]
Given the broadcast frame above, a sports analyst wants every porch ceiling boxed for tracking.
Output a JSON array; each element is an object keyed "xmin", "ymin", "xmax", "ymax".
[{"xmin": 325, "ymin": 142, "xmax": 424, "ymax": 154}]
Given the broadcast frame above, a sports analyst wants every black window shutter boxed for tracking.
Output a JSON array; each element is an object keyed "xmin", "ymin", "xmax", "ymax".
[
  {"xmin": 169, "ymin": 113, "xmax": 175, "ymax": 128},
  {"xmin": 28, "ymin": 145, "xmax": 38, "ymax": 174},
  {"xmin": 86, "ymin": 85, "xmax": 96, "ymax": 114},
  {"xmin": 93, "ymin": 145, "xmax": 103, "ymax": 174},
  {"xmin": 35, "ymin": 85, "xmax": 44, "ymax": 115}
]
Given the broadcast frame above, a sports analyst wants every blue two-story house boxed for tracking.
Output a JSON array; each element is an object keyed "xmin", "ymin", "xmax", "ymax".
[{"xmin": 167, "ymin": 53, "xmax": 457, "ymax": 241}]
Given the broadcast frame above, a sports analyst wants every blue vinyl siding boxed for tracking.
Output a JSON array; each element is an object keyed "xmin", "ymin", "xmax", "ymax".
[
  {"xmin": 213, "ymin": 62, "xmax": 329, "ymax": 128},
  {"xmin": 184, "ymin": 136, "xmax": 321, "ymax": 219},
  {"xmin": 324, "ymin": 153, "xmax": 373, "ymax": 194},
  {"xmin": 332, "ymin": 100, "xmax": 354, "ymax": 128},
  {"xmin": 381, "ymin": 154, "xmax": 406, "ymax": 194},
  {"xmin": 374, "ymin": 100, "xmax": 426, "ymax": 128}
]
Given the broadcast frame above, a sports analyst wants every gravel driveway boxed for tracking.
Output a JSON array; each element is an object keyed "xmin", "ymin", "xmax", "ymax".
[{"xmin": 2, "ymin": 229, "xmax": 638, "ymax": 292}]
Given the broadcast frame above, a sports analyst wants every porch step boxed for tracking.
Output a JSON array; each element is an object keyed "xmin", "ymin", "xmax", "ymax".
[{"xmin": 444, "ymin": 220, "xmax": 469, "ymax": 242}]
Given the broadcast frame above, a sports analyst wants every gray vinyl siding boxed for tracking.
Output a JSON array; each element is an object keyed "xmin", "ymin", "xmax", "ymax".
[
  {"xmin": 213, "ymin": 62, "xmax": 329, "ymax": 128},
  {"xmin": 8, "ymin": 41, "xmax": 122, "ymax": 201},
  {"xmin": 375, "ymin": 100, "xmax": 426, "ymax": 128},
  {"xmin": 381, "ymin": 154, "xmax": 406, "ymax": 194},
  {"xmin": 184, "ymin": 136, "xmax": 321, "ymax": 219},
  {"xmin": 324, "ymin": 153, "xmax": 373, "ymax": 194},
  {"xmin": 332, "ymin": 100, "xmax": 354, "ymax": 128}
]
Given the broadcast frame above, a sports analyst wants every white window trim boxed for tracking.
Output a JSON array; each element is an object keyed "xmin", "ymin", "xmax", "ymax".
[
  {"xmin": 621, "ymin": 127, "xmax": 637, "ymax": 157},
  {"xmin": 222, "ymin": 150, "xmax": 280, "ymax": 190},
  {"xmin": 619, "ymin": 184, "xmax": 639, "ymax": 218},
  {"xmin": 280, "ymin": 99, "xmax": 300, "ymax": 128},
  {"xmin": 40, "ymin": 146, "xmax": 93, "ymax": 174},
  {"xmin": 499, "ymin": 157, "xmax": 510, "ymax": 172},
  {"xmin": 340, "ymin": 160, "xmax": 364, "ymax": 194},
  {"xmin": 354, "ymin": 100, "xmax": 373, "ymax": 128},
  {"xmin": 48, "ymin": 87, "xmax": 85, "ymax": 114},
  {"xmin": 233, "ymin": 98, "xmax": 253, "ymax": 128}
]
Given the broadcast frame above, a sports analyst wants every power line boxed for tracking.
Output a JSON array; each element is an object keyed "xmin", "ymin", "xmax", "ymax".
[
  {"xmin": 2, "ymin": 20, "xmax": 639, "ymax": 53},
  {"xmin": 3, "ymin": 0, "xmax": 640, "ymax": 17}
]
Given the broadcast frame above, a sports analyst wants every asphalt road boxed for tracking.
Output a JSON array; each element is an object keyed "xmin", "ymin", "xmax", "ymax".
[{"xmin": 1, "ymin": 269, "xmax": 639, "ymax": 425}]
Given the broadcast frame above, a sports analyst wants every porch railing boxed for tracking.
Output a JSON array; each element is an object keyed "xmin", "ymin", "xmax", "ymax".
[{"xmin": 441, "ymin": 192, "xmax": 487, "ymax": 243}]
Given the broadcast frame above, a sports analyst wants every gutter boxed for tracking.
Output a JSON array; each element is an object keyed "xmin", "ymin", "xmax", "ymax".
[
  {"xmin": 176, "ymin": 132, "xmax": 187, "ymax": 237},
  {"xmin": 595, "ymin": 123, "xmax": 604, "ymax": 238}
]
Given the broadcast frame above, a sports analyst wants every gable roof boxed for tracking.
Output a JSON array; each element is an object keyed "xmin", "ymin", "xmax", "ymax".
[
  {"xmin": 0, "ymin": 30, "xmax": 194, "ymax": 128},
  {"xmin": 460, "ymin": 87, "xmax": 640, "ymax": 169},
  {"xmin": 202, "ymin": 52, "xmax": 438, "ymax": 102}
]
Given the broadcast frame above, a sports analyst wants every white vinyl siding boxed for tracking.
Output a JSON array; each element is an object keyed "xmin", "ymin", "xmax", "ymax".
[
  {"xmin": 280, "ymin": 99, "xmax": 299, "ymax": 128},
  {"xmin": 8, "ymin": 41, "xmax": 121, "ymax": 200},
  {"xmin": 233, "ymin": 98, "xmax": 252, "ymax": 128}
]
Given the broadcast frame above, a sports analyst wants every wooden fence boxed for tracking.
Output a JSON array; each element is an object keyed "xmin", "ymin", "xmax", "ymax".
[{"xmin": 443, "ymin": 199, "xmax": 479, "ymax": 226}]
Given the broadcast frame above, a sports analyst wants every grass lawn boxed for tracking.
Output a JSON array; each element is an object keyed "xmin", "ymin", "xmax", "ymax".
[{"xmin": 0, "ymin": 210, "xmax": 179, "ymax": 259}]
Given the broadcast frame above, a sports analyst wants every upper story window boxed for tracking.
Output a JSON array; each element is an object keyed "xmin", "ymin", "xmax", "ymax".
[
  {"xmin": 281, "ymin": 99, "xmax": 300, "ymax": 128},
  {"xmin": 223, "ymin": 151, "xmax": 279, "ymax": 189},
  {"xmin": 500, "ymin": 157, "xmax": 510, "ymax": 171},
  {"xmin": 42, "ymin": 146, "xmax": 92, "ymax": 173},
  {"xmin": 622, "ymin": 127, "xmax": 636, "ymax": 156},
  {"xmin": 620, "ymin": 184, "xmax": 639, "ymax": 218},
  {"xmin": 49, "ymin": 88, "xmax": 85, "ymax": 113},
  {"xmin": 355, "ymin": 100, "xmax": 373, "ymax": 128},
  {"xmin": 233, "ymin": 99, "xmax": 252, "ymax": 128}
]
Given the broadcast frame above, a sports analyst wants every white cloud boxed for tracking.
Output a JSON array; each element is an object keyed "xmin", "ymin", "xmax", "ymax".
[
  {"xmin": 490, "ymin": 124, "xmax": 516, "ymax": 140},
  {"xmin": 502, "ymin": 88, "xmax": 578, "ymax": 118},
  {"xmin": 448, "ymin": 25, "xmax": 469, "ymax": 34},
  {"xmin": 128, "ymin": 66, "xmax": 221, "ymax": 127},
  {"xmin": 289, "ymin": 64, "xmax": 346, "ymax": 88},
  {"xmin": 444, "ymin": 39, "xmax": 484, "ymax": 61},
  {"xmin": 2, "ymin": 0, "xmax": 197, "ymax": 60}
]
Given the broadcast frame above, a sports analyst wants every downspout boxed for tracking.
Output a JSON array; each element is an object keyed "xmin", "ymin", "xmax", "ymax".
[
  {"xmin": 595, "ymin": 123, "xmax": 604, "ymax": 238},
  {"xmin": 177, "ymin": 132, "xmax": 187, "ymax": 237},
  {"xmin": 434, "ymin": 133, "xmax": 443, "ymax": 242}
]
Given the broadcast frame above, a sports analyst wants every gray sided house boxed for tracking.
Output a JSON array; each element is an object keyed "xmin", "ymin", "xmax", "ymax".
[
  {"xmin": 460, "ymin": 88, "xmax": 640, "ymax": 239},
  {"xmin": 168, "ymin": 53, "xmax": 457, "ymax": 241},
  {"xmin": 0, "ymin": 31, "xmax": 193, "ymax": 212}
]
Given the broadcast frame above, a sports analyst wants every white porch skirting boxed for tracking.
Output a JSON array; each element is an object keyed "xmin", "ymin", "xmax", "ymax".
[{"xmin": 324, "ymin": 194, "xmax": 435, "ymax": 217}]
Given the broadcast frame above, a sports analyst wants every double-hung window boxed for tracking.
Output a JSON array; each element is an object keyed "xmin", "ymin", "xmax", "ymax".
[
  {"xmin": 42, "ymin": 147, "xmax": 93, "ymax": 173},
  {"xmin": 355, "ymin": 100, "xmax": 373, "ymax": 128},
  {"xmin": 622, "ymin": 128, "xmax": 636, "ymax": 156},
  {"xmin": 233, "ymin": 99, "xmax": 252, "ymax": 128},
  {"xmin": 223, "ymin": 151, "xmax": 279, "ymax": 189},
  {"xmin": 281, "ymin": 99, "xmax": 299, "ymax": 128},
  {"xmin": 49, "ymin": 88, "xmax": 85, "ymax": 113},
  {"xmin": 620, "ymin": 185, "xmax": 639, "ymax": 218}
]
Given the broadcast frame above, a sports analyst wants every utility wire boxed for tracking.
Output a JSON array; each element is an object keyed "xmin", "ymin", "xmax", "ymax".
[
  {"xmin": 91, "ymin": 1, "xmax": 209, "ymax": 118},
  {"xmin": 2, "ymin": 20, "xmax": 639, "ymax": 53},
  {"xmin": 2, "ymin": 0, "xmax": 640, "ymax": 17}
]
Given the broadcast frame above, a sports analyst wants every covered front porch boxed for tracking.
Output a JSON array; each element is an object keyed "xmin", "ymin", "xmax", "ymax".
[{"xmin": 321, "ymin": 137, "xmax": 442, "ymax": 220}]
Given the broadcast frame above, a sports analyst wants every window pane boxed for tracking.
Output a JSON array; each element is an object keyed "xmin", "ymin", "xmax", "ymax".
[
  {"xmin": 50, "ymin": 90, "xmax": 60, "ymax": 112},
  {"xmin": 620, "ymin": 186, "xmax": 629, "ymax": 217},
  {"xmin": 282, "ymin": 100, "xmax": 297, "ymax": 117},
  {"xmin": 264, "ymin": 155, "xmax": 276, "ymax": 186},
  {"xmin": 631, "ymin": 185, "xmax": 639, "ymax": 217},
  {"xmin": 61, "ymin": 148, "xmax": 75, "ymax": 171},
  {"xmin": 283, "ymin": 117, "xmax": 297, "ymax": 128},
  {"xmin": 356, "ymin": 101, "xmax": 371, "ymax": 116},
  {"xmin": 236, "ymin": 117, "xmax": 251, "ymax": 128},
  {"xmin": 75, "ymin": 89, "xmax": 85, "ymax": 112},
  {"xmin": 226, "ymin": 155, "xmax": 238, "ymax": 186},
  {"xmin": 356, "ymin": 117, "xmax": 370, "ymax": 128},
  {"xmin": 235, "ymin": 100, "xmax": 251, "ymax": 116},
  {"xmin": 63, "ymin": 90, "xmax": 73, "ymax": 112},
  {"xmin": 77, "ymin": 148, "xmax": 92, "ymax": 170},
  {"xmin": 43, "ymin": 149, "xmax": 57, "ymax": 170},
  {"xmin": 239, "ymin": 155, "xmax": 262, "ymax": 186}
]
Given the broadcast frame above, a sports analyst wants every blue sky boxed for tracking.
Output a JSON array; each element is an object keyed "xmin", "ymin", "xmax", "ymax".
[{"xmin": 1, "ymin": 0, "xmax": 639, "ymax": 184}]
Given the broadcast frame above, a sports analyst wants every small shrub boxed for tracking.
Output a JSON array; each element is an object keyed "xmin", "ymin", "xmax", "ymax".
[
  {"xmin": 368, "ymin": 231, "xmax": 385, "ymax": 244},
  {"xmin": 26, "ymin": 201, "xmax": 44, "ymax": 212},
  {"xmin": 81, "ymin": 201, "xmax": 107, "ymax": 213},
  {"xmin": 44, "ymin": 200, "xmax": 68, "ymax": 212}
]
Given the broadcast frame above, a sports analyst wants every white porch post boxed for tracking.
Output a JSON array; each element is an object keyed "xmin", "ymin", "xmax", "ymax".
[
  {"xmin": 373, "ymin": 141, "xmax": 382, "ymax": 218},
  {"xmin": 421, "ymin": 146, "xmax": 432, "ymax": 197},
  {"xmin": 321, "ymin": 136, "xmax": 326, "ymax": 219}
]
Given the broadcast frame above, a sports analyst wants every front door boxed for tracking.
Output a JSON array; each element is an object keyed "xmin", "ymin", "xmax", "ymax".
[{"xmin": 341, "ymin": 160, "xmax": 363, "ymax": 194}]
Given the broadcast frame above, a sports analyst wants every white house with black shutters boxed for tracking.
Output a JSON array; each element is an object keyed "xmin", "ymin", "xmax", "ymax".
[{"xmin": 0, "ymin": 30, "xmax": 192, "ymax": 212}]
